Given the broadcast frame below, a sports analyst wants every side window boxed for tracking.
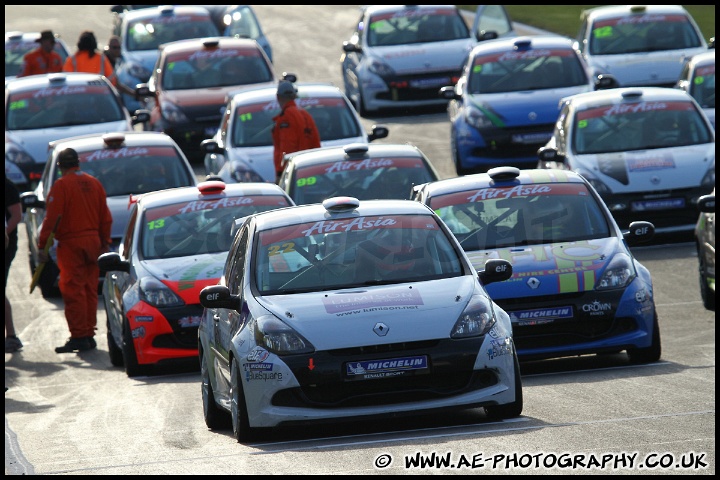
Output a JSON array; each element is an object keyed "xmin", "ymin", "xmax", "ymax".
[
  {"xmin": 556, "ymin": 106, "xmax": 571, "ymax": 154},
  {"xmin": 225, "ymin": 226, "xmax": 249, "ymax": 295},
  {"xmin": 121, "ymin": 205, "xmax": 138, "ymax": 259},
  {"xmin": 576, "ymin": 19, "xmax": 589, "ymax": 53}
]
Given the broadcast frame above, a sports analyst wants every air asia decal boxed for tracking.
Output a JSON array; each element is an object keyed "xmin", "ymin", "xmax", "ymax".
[
  {"xmin": 429, "ymin": 183, "xmax": 587, "ymax": 210},
  {"xmin": 261, "ymin": 215, "xmax": 438, "ymax": 246},
  {"xmin": 324, "ymin": 288, "xmax": 424, "ymax": 314},
  {"xmin": 80, "ymin": 146, "xmax": 179, "ymax": 162},
  {"xmin": 474, "ymin": 48, "xmax": 576, "ymax": 67},
  {"xmin": 577, "ymin": 101, "xmax": 695, "ymax": 121},
  {"xmin": 9, "ymin": 85, "xmax": 106, "ymax": 105},
  {"xmin": 297, "ymin": 157, "xmax": 425, "ymax": 179},
  {"xmin": 371, "ymin": 8, "xmax": 455, "ymax": 24},
  {"xmin": 236, "ymin": 97, "xmax": 346, "ymax": 116},
  {"xmin": 593, "ymin": 14, "xmax": 688, "ymax": 30},
  {"xmin": 145, "ymin": 196, "xmax": 287, "ymax": 222},
  {"xmin": 168, "ymin": 48, "xmax": 260, "ymax": 63},
  {"xmin": 346, "ymin": 355, "xmax": 428, "ymax": 380}
]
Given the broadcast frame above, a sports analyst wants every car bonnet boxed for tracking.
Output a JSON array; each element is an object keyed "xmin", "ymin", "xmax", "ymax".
[
  {"xmin": 466, "ymin": 237, "xmax": 622, "ymax": 299},
  {"xmin": 255, "ymin": 276, "xmax": 476, "ymax": 351},
  {"xmin": 369, "ymin": 39, "xmax": 474, "ymax": 75},
  {"xmin": 571, "ymin": 143, "xmax": 715, "ymax": 193},
  {"xmin": 141, "ymin": 252, "xmax": 230, "ymax": 304},
  {"xmin": 593, "ymin": 47, "xmax": 708, "ymax": 87},
  {"xmin": 7, "ymin": 120, "xmax": 132, "ymax": 165}
]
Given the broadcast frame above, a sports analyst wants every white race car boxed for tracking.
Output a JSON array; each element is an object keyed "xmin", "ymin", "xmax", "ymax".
[
  {"xmin": 199, "ymin": 196, "xmax": 522, "ymax": 441},
  {"xmin": 538, "ymin": 87, "xmax": 715, "ymax": 236}
]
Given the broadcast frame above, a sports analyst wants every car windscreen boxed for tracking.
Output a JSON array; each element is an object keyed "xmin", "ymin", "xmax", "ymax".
[
  {"xmin": 429, "ymin": 183, "xmax": 611, "ymax": 249},
  {"xmin": 468, "ymin": 48, "xmax": 588, "ymax": 94},
  {"xmin": 291, "ymin": 157, "xmax": 437, "ymax": 205},
  {"xmin": 66, "ymin": 145, "xmax": 196, "ymax": 197},
  {"xmin": 141, "ymin": 195, "xmax": 292, "ymax": 259},
  {"xmin": 588, "ymin": 15, "xmax": 702, "ymax": 55},
  {"xmin": 366, "ymin": 8, "xmax": 470, "ymax": 47},
  {"xmin": 231, "ymin": 96, "xmax": 362, "ymax": 148},
  {"xmin": 254, "ymin": 213, "xmax": 463, "ymax": 294},
  {"xmin": 126, "ymin": 15, "xmax": 219, "ymax": 51},
  {"xmin": 6, "ymin": 83, "xmax": 125, "ymax": 130},
  {"xmin": 572, "ymin": 100, "xmax": 714, "ymax": 154},
  {"xmin": 161, "ymin": 48, "xmax": 272, "ymax": 90}
]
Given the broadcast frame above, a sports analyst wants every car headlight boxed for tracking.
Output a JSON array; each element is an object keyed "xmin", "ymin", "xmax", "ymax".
[
  {"xmin": 450, "ymin": 294, "xmax": 496, "ymax": 339},
  {"xmin": 125, "ymin": 62, "xmax": 151, "ymax": 82},
  {"xmin": 232, "ymin": 167, "xmax": 265, "ymax": 183},
  {"xmin": 597, "ymin": 253, "xmax": 635, "ymax": 290},
  {"xmin": 576, "ymin": 167, "xmax": 612, "ymax": 195},
  {"xmin": 465, "ymin": 106, "xmax": 494, "ymax": 130},
  {"xmin": 367, "ymin": 58, "xmax": 395, "ymax": 77},
  {"xmin": 5, "ymin": 140, "xmax": 35, "ymax": 166},
  {"xmin": 254, "ymin": 314, "xmax": 315, "ymax": 355},
  {"xmin": 701, "ymin": 162, "xmax": 715, "ymax": 189},
  {"xmin": 139, "ymin": 277, "xmax": 184, "ymax": 307},
  {"xmin": 159, "ymin": 99, "xmax": 190, "ymax": 124}
]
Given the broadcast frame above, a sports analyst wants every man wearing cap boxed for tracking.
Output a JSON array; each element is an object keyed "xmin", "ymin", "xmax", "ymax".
[
  {"xmin": 17, "ymin": 30, "xmax": 63, "ymax": 77},
  {"xmin": 38, "ymin": 148, "xmax": 112, "ymax": 353},
  {"xmin": 272, "ymin": 80, "xmax": 321, "ymax": 181}
]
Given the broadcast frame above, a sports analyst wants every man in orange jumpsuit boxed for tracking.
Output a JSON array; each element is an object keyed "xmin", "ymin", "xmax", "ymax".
[
  {"xmin": 38, "ymin": 148, "xmax": 112, "ymax": 353},
  {"xmin": 17, "ymin": 30, "xmax": 63, "ymax": 77},
  {"xmin": 62, "ymin": 30, "xmax": 117, "ymax": 87},
  {"xmin": 272, "ymin": 80, "xmax": 321, "ymax": 180}
]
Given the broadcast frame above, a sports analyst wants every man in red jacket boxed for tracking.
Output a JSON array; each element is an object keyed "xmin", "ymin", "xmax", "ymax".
[
  {"xmin": 38, "ymin": 148, "xmax": 113, "ymax": 353},
  {"xmin": 272, "ymin": 80, "xmax": 321, "ymax": 181},
  {"xmin": 17, "ymin": 30, "xmax": 63, "ymax": 77}
]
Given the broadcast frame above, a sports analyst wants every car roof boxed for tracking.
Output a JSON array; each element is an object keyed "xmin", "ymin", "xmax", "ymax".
[
  {"xmin": 5, "ymin": 72, "xmax": 112, "ymax": 92},
  {"xmin": 5, "ymin": 30, "xmax": 69, "ymax": 47},
  {"xmin": 47, "ymin": 131, "xmax": 182, "ymax": 152},
  {"xmin": 121, "ymin": 4, "xmax": 212, "ymax": 22},
  {"xmin": 251, "ymin": 197, "xmax": 435, "ymax": 232},
  {"xmin": 418, "ymin": 167, "xmax": 588, "ymax": 198},
  {"xmin": 581, "ymin": 5, "xmax": 692, "ymax": 22},
  {"xmin": 228, "ymin": 82, "xmax": 345, "ymax": 104},
  {"xmin": 158, "ymin": 36, "xmax": 261, "ymax": 55},
  {"xmin": 560, "ymin": 86, "xmax": 698, "ymax": 110},
  {"xmin": 286, "ymin": 142, "xmax": 426, "ymax": 167},
  {"xmin": 687, "ymin": 51, "xmax": 715, "ymax": 69},
  {"xmin": 469, "ymin": 34, "xmax": 575, "ymax": 55},
  {"xmin": 136, "ymin": 181, "xmax": 292, "ymax": 210}
]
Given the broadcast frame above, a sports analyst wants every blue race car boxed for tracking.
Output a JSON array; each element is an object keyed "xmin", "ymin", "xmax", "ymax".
[{"xmin": 413, "ymin": 166, "xmax": 661, "ymax": 363}]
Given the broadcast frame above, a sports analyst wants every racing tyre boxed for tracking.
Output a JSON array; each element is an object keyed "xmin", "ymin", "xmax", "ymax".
[
  {"xmin": 484, "ymin": 350, "xmax": 523, "ymax": 420},
  {"xmin": 698, "ymin": 252, "xmax": 715, "ymax": 311},
  {"xmin": 201, "ymin": 349, "xmax": 231, "ymax": 430},
  {"xmin": 107, "ymin": 316, "xmax": 124, "ymax": 367},
  {"xmin": 230, "ymin": 359, "xmax": 259, "ymax": 442},
  {"xmin": 450, "ymin": 130, "xmax": 470, "ymax": 177},
  {"xmin": 626, "ymin": 311, "xmax": 662, "ymax": 364},
  {"xmin": 38, "ymin": 260, "xmax": 61, "ymax": 299},
  {"xmin": 121, "ymin": 316, "xmax": 150, "ymax": 377}
]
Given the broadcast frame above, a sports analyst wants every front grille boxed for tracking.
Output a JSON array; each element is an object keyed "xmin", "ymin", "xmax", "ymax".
[
  {"xmin": 495, "ymin": 290, "xmax": 638, "ymax": 350},
  {"xmin": 376, "ymin": 70, "xmax": 461, "ymax": 103},
  {"xmin": 152, "ymin": 328, "xmax": 198, "ymax": 349},
  {"xmin": 272, "ymin": 370, "xmax": 498, "ymax": 408},
  {"xmin": 275, "ymin": 337, "xmax": 489, "ymax": 408},
  {"xmin": 152, "ymin": 305, "xmax": 203, "ymax": 349},
  {"xmin": 470, "ymin": 123, "xmax": 555, "ymax": 159}
]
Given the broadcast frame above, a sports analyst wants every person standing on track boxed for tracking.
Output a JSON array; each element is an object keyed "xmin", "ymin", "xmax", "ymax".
[
  {"xmin": 62, "ymin": 30, "xmax": 117, "ymax": 88},
  {"xmin": 38, "ymin": 148, "xmax": 112, "ymax": 353},
  {"xmin": 272, "ymin": 80, "xmax": 321, "ymax": 182},
  {"xmin": 17, "ymin": 30, "xmax": 63, "ymax": 78},
  {"xmin": 5, "ymin": 175, "xmax": 23, "ymax": 353}
]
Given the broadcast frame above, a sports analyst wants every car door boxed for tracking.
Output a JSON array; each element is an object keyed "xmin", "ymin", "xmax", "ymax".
[
  {"xmin": 470, "ymin": 5, "xmax": 516, "ymax": 41},
  {"xmin": 213, "ymin": 223, "xmax": 250, "ymax": 386},
  {"xmin": 108, "ymin": 205, "xmax": 138, "ymax": 335}
]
